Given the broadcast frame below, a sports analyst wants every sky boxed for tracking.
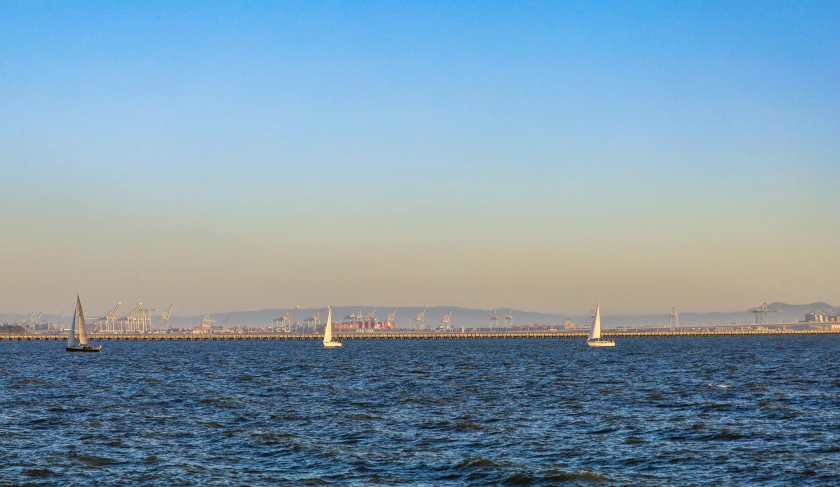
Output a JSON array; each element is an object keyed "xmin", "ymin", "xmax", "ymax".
[{"xmin": 1, "ymin": 1, "xmax": 838, "ymax": 317}]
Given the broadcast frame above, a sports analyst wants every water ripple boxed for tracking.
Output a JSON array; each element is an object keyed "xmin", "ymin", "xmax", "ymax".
[{"xmin": 1, "ymin": 336, "xmax": 839, "ymax": 485}]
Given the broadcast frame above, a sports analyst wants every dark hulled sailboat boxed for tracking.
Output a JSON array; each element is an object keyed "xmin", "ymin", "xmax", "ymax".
[{"xmin": 66, "ymin": 295, "xmax": 102, "ymax": 352}]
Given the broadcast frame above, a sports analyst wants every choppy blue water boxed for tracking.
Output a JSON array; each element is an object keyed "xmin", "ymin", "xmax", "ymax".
[{"xmin": 1, "ymin": 337, "xmax": 839, "ymax": 486}]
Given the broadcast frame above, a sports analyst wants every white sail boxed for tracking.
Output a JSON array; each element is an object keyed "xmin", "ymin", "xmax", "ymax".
[
  {"xmin": 589, "ymin": 302, "xmax": 601, "ymax": 341},
  {"xmin": 77, "ymin": 295, "xmax": 89, "ymax": 345},
  {"xmin": 67, "ymin": 308, "xmax": 78, "ymax": 347},
  {"xmin": 323, "ymin": 306, "xmax": 333, "ymax": 344}
]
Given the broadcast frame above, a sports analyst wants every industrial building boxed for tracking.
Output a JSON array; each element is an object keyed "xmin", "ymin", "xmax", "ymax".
[{"xmin": 804, "ymin": 308, "xmax": 839, "ymax": 323}]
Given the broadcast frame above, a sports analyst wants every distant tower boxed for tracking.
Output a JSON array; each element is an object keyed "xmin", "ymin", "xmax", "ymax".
[{"xmin": 669, "ymin": 307, "xmax": 679, "ymax": 327}]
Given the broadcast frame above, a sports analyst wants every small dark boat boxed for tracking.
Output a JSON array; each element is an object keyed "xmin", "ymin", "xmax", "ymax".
[{"xmin": 66, "ymin": 295, "xmax": 102, "ymax": 353}]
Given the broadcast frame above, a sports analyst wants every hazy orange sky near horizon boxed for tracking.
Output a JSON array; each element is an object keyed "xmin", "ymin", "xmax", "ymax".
[{"xmin": 1, "ymin": 2, "xmax": 838, "ymax": 316}]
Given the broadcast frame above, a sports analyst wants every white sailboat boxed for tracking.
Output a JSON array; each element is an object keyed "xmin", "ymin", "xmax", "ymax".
[
  {"xmin": 587, "ymin": 302, "xmax": 615, "ymax": 347},
  {"xmin": 66, "ymin": 295, "xmax": 102, "ymax": 352},
  {"xmin": 323, "ymin": 306, "xmax": 342, "ymax": 348}
]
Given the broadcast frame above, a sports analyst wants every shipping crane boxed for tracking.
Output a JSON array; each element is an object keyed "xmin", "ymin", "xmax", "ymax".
[
  {"xmin": 273, "ymin": 306, "xmax": 300, "ymax": 332},
  {"xmin": 505, "ymin": 310, "xmax": 513, "ymax": 329},
  {"xmin": 221, "ymin": 315, "xmax": 231, "ymax": 328},
  {"xmin": 669, "ymin": 307, "xmax": 679, "ymax": 327},
  {"xmin": 201, "ymin": 314, "xmax": 215, "ymax": 330},
  {"xmin": 139, "ymin": 308, "xmax": 156, "ymax": 333},
  {"xmin": 104, "ymin": 302, "xmax": 121, "ymax": 332},
  {"xmin": 159, "ymin": 304, "xmax": 173, "ymax": 329},
  {"xmin": 365, "ymin": 307, "xmax": 377, "ymax": 323},
  {"xmin": 312, "ymin": 307, "xmax": 329, "ymax": 330},
  {"xmin": 16, "ymin": 312, "xmax": 35, "ymax": 328},
  {"xmin": 385, "ymin": 307, "xmax": 397, "ymax": 325},
  {"xmin": 126, "ymin": 303, "xmax": 143, "ymax": 332},
  {"xmin": 490, "ymin": 310, "xmax": 499, "ymax": 331},
  {"xmin": 413, "ymin": 307, "xmax": 427, "ymax": 331},
  {"xmin": 752, "ymin": 303, "xmax": 781, "ymax": 325},
  {"xmin": 441, "ymin": 309, "xmax": 453, "ymax": 330}
]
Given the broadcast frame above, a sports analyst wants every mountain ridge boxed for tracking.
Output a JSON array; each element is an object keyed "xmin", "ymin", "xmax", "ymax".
[{"xmin": 2, "ymin": 302, "xmax": 835, "ymax": 329}]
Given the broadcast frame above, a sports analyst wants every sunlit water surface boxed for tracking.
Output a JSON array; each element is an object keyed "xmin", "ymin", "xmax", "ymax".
[{"xmin": 1, "ymin": 337, "xmax": 839, "ymax": 486}]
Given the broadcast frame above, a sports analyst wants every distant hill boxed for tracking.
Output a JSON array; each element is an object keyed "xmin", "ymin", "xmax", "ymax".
[
  {"xmin": 0, "ymin": 324, "xmax": 26, "ymax": 334},
  {"xmin": 1, "ymin": 302, "xmax": 835, "ymax": 330},
  {"xmin": 167, "ymin": 302, "xmax": 838, "ymax": 328}
]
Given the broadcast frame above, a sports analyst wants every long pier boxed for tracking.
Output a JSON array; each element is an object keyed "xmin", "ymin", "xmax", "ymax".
[{"xmin": 2, "ymin": 329, "xmax": 839, "ymax": 342}]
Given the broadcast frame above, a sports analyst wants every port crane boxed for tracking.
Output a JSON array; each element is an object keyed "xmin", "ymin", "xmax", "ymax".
[
  {"xmin": 752, "ymin": 303, "xmax": 781, "ymax": 325},
  {"xmin": 505, "ymin": 310, "xmax": 513, "ymax": 329},
  {"xmin": 311, "ymin": 307, "xmax": 329, "ymax": 331},
  {"xmin": 16, "ymin": 312, "xmax": 36, "ymax": 328},
  {"xmin": 490, "ymin": 310, "xmax": 499, "ymax": 331},
  {"xmin": 104, "ymin": 302, "xmax": 121, "ymax": 332},
  {"xmin": 413, "ymin": 307, "xmax": 427, "ymax": 331},
  {"xmin": 669, "ymin": 307, "xmax": 679, "ymax": 327},
  {"xmin": 201, "ymin": 314, "xmax": 215, "ymax": 330},
  {"xmin": 385, "ymin": 308, "xmax": 397, "ymax": 326},
  {"xmin": 273, "ymin": 306, "xmax": 300, "ymax": 332},
  {"xmin": 441, "ymin": 309, "xmax": 453, "ymax": 330},
  {"xmin": 365, "ymin": 307, "xmax": 377, "ymax": 323},
  {"xmin": 126, "ymin": 303, "xmax": 143, "ymax": 333},
  {"xmin": 159, "ymin": 304, "xmax": 173, "ymax": 329}
]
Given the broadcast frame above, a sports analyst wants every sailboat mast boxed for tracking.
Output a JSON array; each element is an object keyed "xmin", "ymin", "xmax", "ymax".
[
  {"xmin": 589, "ymin": 303, "xmax": 601, "ymax": 341},
  {"xmin": 77, "ymin": 295, "xmax": 89, "ymax": 345},
  {"xmin": 323, "ymin": 306, "xmax": 333, "ymax": 343},
  {"xmin": 67, "ymin": 308, "xmax": 77, "ymax": 346}
]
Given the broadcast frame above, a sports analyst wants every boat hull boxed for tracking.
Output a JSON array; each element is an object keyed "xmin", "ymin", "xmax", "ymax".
[
  {"xmin": 587, "ymin": 340, "xmax": 615, "ymax": 347},
  {"xmin": 323, "ymin": 341, "xmax": 342, "ymax": 348},
  {"xmin": 66, "ymin": 346, "xmax": 102, "ymax": 352}
]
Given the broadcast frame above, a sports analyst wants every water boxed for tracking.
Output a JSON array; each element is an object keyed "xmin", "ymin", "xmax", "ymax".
[{"xmin": 1, "ymin": 337, "xmax": 839, "ymax": 486}]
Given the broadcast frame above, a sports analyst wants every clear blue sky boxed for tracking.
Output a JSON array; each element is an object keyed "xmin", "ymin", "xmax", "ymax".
[{"xmin": 1, "ymin": 1, "xmax": 838, "ymax": 316}]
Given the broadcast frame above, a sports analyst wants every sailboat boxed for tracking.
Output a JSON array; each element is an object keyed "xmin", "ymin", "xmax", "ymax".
[
  {"xmin": 586, "ymin": 302, "xmax": 615, "ymax": 347},
  {"xmin": 66, "ymin": 295, "xmax": 102, "ymax": 352},
  {"xmin": 323, "ymin": 306, "xmax": 342, "ymax": 348}
]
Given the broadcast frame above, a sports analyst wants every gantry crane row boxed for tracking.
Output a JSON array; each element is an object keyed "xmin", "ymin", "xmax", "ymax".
[
  {"xmin": 365, "ymin": 307, "xmax": 377, "ymax": 322},
  {"xmin": 385, "ymin": 307, "xmax": 398, "ymax": 323}
]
